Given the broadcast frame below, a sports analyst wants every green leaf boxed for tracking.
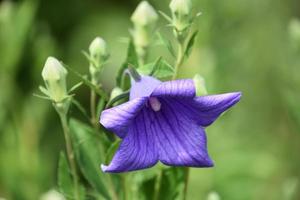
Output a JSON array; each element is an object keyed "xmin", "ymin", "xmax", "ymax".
[
  {"xmin": 69, "ymin": 119, "xmax": 110, "ymax": 199},
  {"xmin": 116, "ymin": 39, "xmax": 138, "ymax": 87},
  {"xmin": 105, "ymin": 91, "xmax": 129, "ymax": 109},
  {"xmin": 184, "ymin": 30, "xmax": 198, "ymax": 59},
  {"xmin": 138, "ymin": 58, "xmax": 174, "ymax": 79},
  {"xmin": 64, "ymin": 65, "xmax": 109, "ymax": 100},
  {"xmin": 32, "ymin": 93, "xmax": 51, "ymax": 101},
  {"xmin": 69, "ymin": 82, "xmax": 83, "ymax": 93},
  {"xmin": 57, "ymin": 152, "xmax": 74, "ymax": 199},
  {"xmin": 105, "ymin": 139, "xmax": 121, "ymax": 164},
  {"xmin": 71, "ymin": 98, "xmax": 90, "ymax": 121},
  {"xmin": 158, "ymin": 11, "xmax": 173, "ymax": 23},
  {"xmin": 39, "ymin": 86, "xmax": 49, "ymax": 96},
  {"xmin": 157, "ymin": 33, "xmax": 176, "ymax": 58},
  {"xmin": 156, "ymin": 168, "xmax": 187, "ymax": 200}
]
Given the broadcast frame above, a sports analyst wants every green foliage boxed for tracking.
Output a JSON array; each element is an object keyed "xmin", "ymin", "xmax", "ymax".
[
  {"xmin": 138, "ymin": 57, "xmax": 174, "ymax": 78},
  {"xmin": 58, "ymin": 152, "xmax": 75, "ymax": 198},
  {"xmin": 184, "ymin": 31, "xmax": 198, "ymax": 59},
  {"xmin": 116, "ymin": 39, "xmax": 138, "ymax": 88},
  {"xmin": 69, "ymin": 119, "xmax": 110, "ymax": 199}
]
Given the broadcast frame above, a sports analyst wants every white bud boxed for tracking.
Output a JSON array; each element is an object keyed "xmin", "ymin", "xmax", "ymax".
[
  {"xmin": 289, "ymin": 19, "xmax": 300, "ymax": 46},
  {"xmin": 42, "ymin": 57, "xmax": 68, "ymax": 102},
  {"xmin": 40, "ymin": 189, "xmax": 66, "ymax": 200},
  {"xmin": 110, "ymin": 87, "xmax": 123, "ymax": 101},
  {"xmin": 193, "ymin": 74, "xmax": 207, "ymax": 96},
  {"xmin": 170, "ymin": 0, "xmax": 192, "ymax": 16},
  {"xmin": 131, "ymin": 1, "xmax": 158, "ymax": 27},
  {"xmin": 89, "ymin": 37, "xmax": 108, "ymax": 62},
  {"xmin": 169, "ymin": 0, "xmax": 192, "ymax": 32},
  {"xmin": 206, "ymin": 191, "xmax": 221, "ymax": 200}
]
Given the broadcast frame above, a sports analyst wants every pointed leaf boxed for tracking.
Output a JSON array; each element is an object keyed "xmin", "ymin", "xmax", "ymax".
[
  {"xmin": 69, "ymin": 82, "xmax": 83, "ymax": 93},
  {"xmin": 158, "ymin": 11, "xmax": 173, "ymax": 23},
  {"xmin": 39, "ymin": 86, "xmax": 49, "ymax": 96},
  {"xmin": 105, "ymin": 139, "xmax": 121, "ymax": 164},
  {"xmin": 69, "ymin": 119, "xmax": 110, "ymax": 199},
  {"xmin": 156, "ymin": 168, "xmax": 187, "ymax": 200},
  {"xmin": 138, "ymin": 58, "xmax": 174, "ymax": 79},
  {"xmin": 64, "ymin": 65, "xmax": 109, "ymax": 100},
  {"xmin": 58, "ymin": 152, "xmax": 74, "ymax": 198},
  {"xmin": 71, "ymin": 98, "xmax": 90, "ymax": 121},
  {"xmin": 157, "ymin": 33, "xmax": 176, "ymax": 58},
  {"xmin": 116, "ymin": 39, "xmax": 138, "ymax": 87},
  {"xmin": 184, "ymin": 30, "xmax": 198, "ymax": 59}
]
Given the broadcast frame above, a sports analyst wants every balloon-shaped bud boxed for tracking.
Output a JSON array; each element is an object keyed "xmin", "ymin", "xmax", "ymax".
[
  {"xmin": 42, "ymin": 57, "xmax": 68, "ymax": 102},
  {"xmin": 169, "ymin": 0, "xmax": 192, "ymax": 32}
]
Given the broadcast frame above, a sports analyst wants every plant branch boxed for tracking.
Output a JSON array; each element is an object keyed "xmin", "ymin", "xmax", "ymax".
[{"xmin": 58, "ymin": 111, "xmax": 80, "ymax": 200}]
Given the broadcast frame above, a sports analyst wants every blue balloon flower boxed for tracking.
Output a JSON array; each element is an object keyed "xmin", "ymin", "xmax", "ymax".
[{"xmin": 100, "ymin": 75, "xmax": 241, "ymax": 173}]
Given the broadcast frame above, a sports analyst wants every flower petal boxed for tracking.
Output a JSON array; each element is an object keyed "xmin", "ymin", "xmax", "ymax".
[
  {"xmin": 101, "ymin": 109, "xmax": 158, "ymax": 173},
  {"xmin": 130, "ymin": 76, "xmax": 161, "ymax": 100},
  {"xmin": 149, "ymin": 99, "xmax": 213, "ymax": 167},
  {"xmin": 100, "ymin": 97, "xmax": 147, "ymax": 138},
  {"xmin": 151, "ymin": 79, "xmax": 195, "ymax": 98},
  {"xmin": 167, "ymin": 92, "xmax": 241, "ymax": 127}
]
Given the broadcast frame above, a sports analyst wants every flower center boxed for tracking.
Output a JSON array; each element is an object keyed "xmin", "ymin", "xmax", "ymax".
[{"xmin": 149, "ymin": 97, "xmax": 161, "ymax": 112}]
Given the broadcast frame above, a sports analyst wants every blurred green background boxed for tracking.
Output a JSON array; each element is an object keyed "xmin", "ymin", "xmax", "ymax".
[{"xmin": 0, "ymin": 0, "xmax": 300, "ymax": 199}]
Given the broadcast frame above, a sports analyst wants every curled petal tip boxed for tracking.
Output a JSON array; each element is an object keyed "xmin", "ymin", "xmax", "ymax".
[{"xmin": 100, "ymin": 164, "xmax": 108, "ymax": 172}]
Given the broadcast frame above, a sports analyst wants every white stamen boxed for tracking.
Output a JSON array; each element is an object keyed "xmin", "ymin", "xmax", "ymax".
[{"xmin": 149, "ymin": 97, "xmax": 161, "ymax": 112}]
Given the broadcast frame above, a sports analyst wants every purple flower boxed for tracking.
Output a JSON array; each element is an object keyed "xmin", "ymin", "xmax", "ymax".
[{"xmin": 100, "ymin": 75, "xmax": 241, "ymax": 173}]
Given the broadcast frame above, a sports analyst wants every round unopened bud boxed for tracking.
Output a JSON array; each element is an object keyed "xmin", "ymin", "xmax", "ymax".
[
  {"xmin": 131, "ymin": 1, "xmax": 158, "ymax": 64},
  {"xmin": 289, "ymin": 19, "xmax": 300, "ymax": 47},
  {"xmin": 110, "ymin": 87, "xmax": 123, "ymax": 101},
  {"xmin": 89, "ymin": 37, "xmax": 108, "ymax": 60},
  {"xmin": 40, "ymin": 189, "xmax": 66, "ymax": 200},
  {"xmin": 42, "ymin": 57, "xmax": 68, "ymax": 102},
  {"xmin": 131, "ymin": 1, "xmax": 158, "ymax": 27},
  {"xmin": 169, "ymin": 0, "xmax": 192, "ymax": 32},
  {"xmin": 193, "ymin": 74, "xmax": 207, "ymax": 96}
]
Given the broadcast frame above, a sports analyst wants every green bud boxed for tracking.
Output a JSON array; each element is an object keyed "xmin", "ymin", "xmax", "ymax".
[
  {"xmin": 131, "ymin": 1, "xmax": 158, "ymax": 28},
  {"xmin": 42, "ymin": 57, "xmax": 68, "ymax": 102},
  {"xmin": 193, "ymin": 74, "xmax": 207, "ymax": 96},
  {"xmin": 110, "ymin": 87, "xmax": 123, "ymax": 101},
  {"xmin": 131, "ymin": 1, "xmax": 158, "ymax": 62},
  {"xmin": 169, "ymin": 0, "xmax": 192, "ymax": 32},
  {"xmin": 89, "ymin": 37, "xmax": 109, "ymax": 68},
  {"xmin": 289, "ymin": 19, "xmax": 300, "ymax": 48}
]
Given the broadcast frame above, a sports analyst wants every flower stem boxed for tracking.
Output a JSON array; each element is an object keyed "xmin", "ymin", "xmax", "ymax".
[
  {"xmin": 173, "ymin": 35, "xmax": 190, "ymax": 200},
  {"xmin": 173, "ymin": 41, "xmax": 185, "ymax": 80},
  {"xmin": 153, "ymin": 170, "xmax": 162, "ymax": 200},
  {"xmin": 90, "ymin": 90, "xmax": 97, "ymax": 126},
  {"xmin": 90, "ymin": 77, "xmax": 98, "ymax": 129},
  {"xmin": 58, "ymin": 111, "xmax": 80, "ymax": 200},
  {"xmin": 183, "ymin": 167, "xmax": 190, "ymax": 200}
]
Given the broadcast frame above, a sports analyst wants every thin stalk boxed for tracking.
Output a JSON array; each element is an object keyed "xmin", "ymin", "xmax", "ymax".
[
  {"xmin": 90, "ymin": 77, "xmax": 98, "ymax": 129},
  {"xmin": 173, "ymin": 35, "xmax": 190, "ymax": 200},
  {"xmin": 173, "ymin": 41, "xmax": 185, "ymax": 80},
  {"xmin": 153, "ymin": 170, "xmax": 162, "ymax": 200},
  {"xmin": 90, "ymin": 90, "xmax": 97, "ymax": 127},
  {"xmin": 183, "ymin": 167, "xmax": 190, "ymax": 200},
  {"xmin": 58, "ymin": 112, "xmax": 80, "ymax": 200}
]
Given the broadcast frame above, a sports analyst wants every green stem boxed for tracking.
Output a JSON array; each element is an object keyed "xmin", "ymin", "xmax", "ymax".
[
  {"xmin": 58, "ymin": 111, "xmax": 80, "ymax": 200},
  {"xmin": 90, "ymin": 77, "xmax": 98, "ymax": 129},
  {"xmin": 153, "ymin": 170, "xmax": 162, "ymax": 200},
  {"xmin": 173, "ymin": 41, "xmax": 185, "ymax": 80},
  {"xmin": 173, "ymin": 35, "xmax": 190, "ymax": 200},
  {"xmin": 90, "ymin": 90, "xmax": 97, "ymax": 128},
  {"xmin": 183, "ymin": 167, "xmax": 190, "ymax": 200},
  {"xmin": 90, "ymin": 76, "xmax": 119, "ymax": 200}
]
